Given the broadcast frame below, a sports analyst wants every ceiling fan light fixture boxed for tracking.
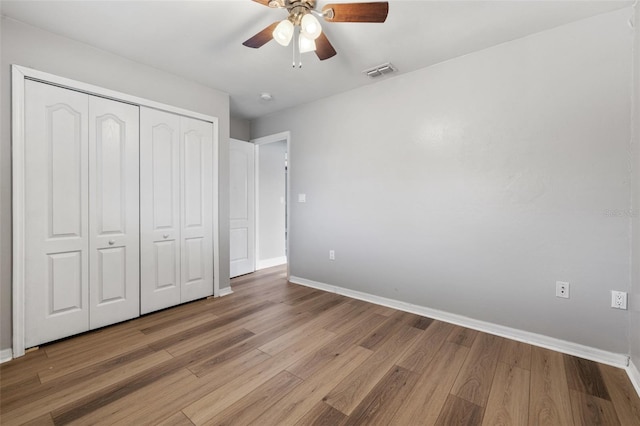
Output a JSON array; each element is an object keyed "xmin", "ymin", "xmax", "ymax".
[
  {"xmin": 273, "ymin": 19, "xmax": 294, "ymax": 46},
  {"xmin": 300, "ymin": 13, "xmax": 322, "ymax": 40},
  {"xmin": 299, "ymin": 33, "xmax": 316, "ymax": 53},
  {"xmin": 244, "ymin": 1, "xmax": 390, "ymax": 63}
]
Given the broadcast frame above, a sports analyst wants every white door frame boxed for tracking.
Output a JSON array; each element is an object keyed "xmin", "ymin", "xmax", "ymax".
[
  {"xmin": 11, "ymin": 65, "xmax": 221, "ymax": 358},
  {"xmin": 251, "ymin": 131, "xmax": 291, "ymax": 279}
]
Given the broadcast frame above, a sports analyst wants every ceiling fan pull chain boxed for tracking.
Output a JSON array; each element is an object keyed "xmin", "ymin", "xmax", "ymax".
[
  {"xmin": 292, "ymin": 31, "xmax": 296, "ymax": 68},
  {"xmin": 292, "ymin": 28, "xmax": 302, "ymax": 68},
  {"xmin": 298, "ymin": 28, "xmax": 303, "ymax": 68}
]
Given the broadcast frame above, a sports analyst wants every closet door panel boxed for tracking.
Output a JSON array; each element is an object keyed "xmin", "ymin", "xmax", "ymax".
[
  {"xmin": 88, "ymin": 96, "xmax": 140, "ymax": 329},
  {"xmin": 140, "ymin": 108, "xmax": 182, "ymax": 314},
  {"xmin": 180, "ymin": 117, "xmax": 214, "ymax": 302},
  {"xmin": 25, "ymin": 80, "xmax": 90, "ymax": 347}
]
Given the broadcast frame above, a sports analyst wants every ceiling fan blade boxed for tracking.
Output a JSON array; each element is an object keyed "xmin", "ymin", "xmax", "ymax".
[
  {"xmin": 242, "ymin": 22, "xmax": 279, "ymax": 48},
  {"xmin": 322, "ymin": 2, "xmax": 389, "ymax": 23},
  {"xmin": 315, "ymin": 32, "xmax": 337, "ymax": 61},
  {"xmin": 251, "ymin": 0, "xmax": 271, "ymax": 6}
]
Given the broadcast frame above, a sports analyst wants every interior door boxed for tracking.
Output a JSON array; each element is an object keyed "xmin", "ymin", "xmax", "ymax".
[
  {"xmin": 229, "ymin": 139, "xmax": 255, "ymax": 278},
  {"xmin": 24, "ymin": 80, "xmax": 90, "ymax": 347},
  {"xmin": 88, "ymin": 96, "xmax": 140, "ymax": 328},
  {"xmin": 140, "ymin": 108, "xmax": 181, "ymax": 314},
  {"xmin": 180, "ymin": 116, "xmax": 214, "ymax": 302}
]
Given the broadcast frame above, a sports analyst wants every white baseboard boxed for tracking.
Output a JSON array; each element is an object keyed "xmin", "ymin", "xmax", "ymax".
[
  {"xmin": 289, "ymin": 275, "xmax": 630, "ymax": 369},
  {"xmin": 628, "ymin": 360, "xmax": 640, "ymax": 398},
  {"xmin": 256, "ymin": 256, "xmax": 287, "ymax": 270},
  {"xmin": 218, "ymin": 286, "xmax": 234, "ymax": 297},
  {"xmin": 0, "ymin": 348, "xmax": 13, "ymax": 363}
]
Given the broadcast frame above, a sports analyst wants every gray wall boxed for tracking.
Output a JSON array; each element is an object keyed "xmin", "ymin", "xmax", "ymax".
[
  {"xmin": 258, "ymin": 141, "xmax": 287, "ymax": 263},
  {"xmin": 252, "ymin": 8, "xmax": 634, "ymax": 353},
  {"xmin": 230, "ymin": 117, "xmax": 251, "ymax": 141},
  {"xmin": 0, "ymin": 17, "xmax": 231, "ymax": 352},
  {"xmin": 631, "ymin": 2, "xmax": 640, "ymax": 370}
]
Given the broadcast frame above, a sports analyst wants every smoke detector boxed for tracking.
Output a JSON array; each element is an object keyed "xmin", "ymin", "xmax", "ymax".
[
  {"xmin": 259, "ymin": 92, "xmax": 274, "ymax": 101},
  {"xmin": 363, "ymin": 62, "xmax": 397, "ymax": 78}
]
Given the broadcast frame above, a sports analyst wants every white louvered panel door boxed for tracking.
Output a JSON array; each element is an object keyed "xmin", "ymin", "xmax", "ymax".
[
  {"xmin": 140, "ymin": 108, "xmax": 182, "ymax": 314},
  {"xmin": 24, "ymin": 80, "xmax": 90, "ymax": 347},
  {"xmin": 88, "ymin": 96, "xmax": 140, "ymax": 329},
  {"xmin": 180, "ymin": 116, "xmax": 214, "ymax": 303}
]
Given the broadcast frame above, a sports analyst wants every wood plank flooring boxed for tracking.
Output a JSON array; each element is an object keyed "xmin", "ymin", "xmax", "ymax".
[{"xmin": 1, "ymin": 265, "xmax": 639, "ymax": 425}]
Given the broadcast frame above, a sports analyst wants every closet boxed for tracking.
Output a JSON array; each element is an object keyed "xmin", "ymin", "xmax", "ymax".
[
  {"xmin": 140, "ymin": 108, "xmax": 214, "ymax": 314},
  {"xmin": 24, "ymin": 80, "xmax": 140, "ymax": 347},
  {"xmin": 19, "ymin": 75, "xmax": 217, "ymax": 349}
]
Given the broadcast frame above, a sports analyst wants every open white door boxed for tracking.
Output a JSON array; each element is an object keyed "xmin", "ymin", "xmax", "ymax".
[{"xmin": 229, "ymin": 139, "xmax": 255, "ymax": 278}]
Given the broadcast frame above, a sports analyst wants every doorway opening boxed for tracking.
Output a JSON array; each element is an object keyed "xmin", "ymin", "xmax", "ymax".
[
  {"xmin": 229, "ymin": 131, "xmax": 290, "ymax": 279},
  {"xmin": 254, "ymin": 132, "xmax": 290, "ymax": 276}
]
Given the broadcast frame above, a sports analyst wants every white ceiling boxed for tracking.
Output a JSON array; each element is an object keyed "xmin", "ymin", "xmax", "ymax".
[{"xmin": 1, "ymin": 0, "xmax": 631, "ymax": 120}]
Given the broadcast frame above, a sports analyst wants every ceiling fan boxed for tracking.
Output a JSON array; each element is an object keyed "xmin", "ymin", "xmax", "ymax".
[{"xmin": 243, "ymin": 0, "xmax": 389, "ymax": 62}]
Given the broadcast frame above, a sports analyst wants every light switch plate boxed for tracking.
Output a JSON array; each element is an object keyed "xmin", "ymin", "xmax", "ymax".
[{"xmin": 298, "ymin": 194, "xmax": 306, "ymax": 203}]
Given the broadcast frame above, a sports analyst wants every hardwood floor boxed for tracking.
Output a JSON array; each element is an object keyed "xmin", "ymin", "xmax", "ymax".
[{"xmin": 1, "ymin": 265, "xmax": 639, "ymax": 425}]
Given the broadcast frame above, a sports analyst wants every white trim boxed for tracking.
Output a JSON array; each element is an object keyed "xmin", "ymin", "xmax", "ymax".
[
  {"xmin": 285, "ymin": 134, "xmax": 291, "ymax": 280},
  {"xmin": 11, "ymin": 65, "xmax": 221, "ymax": 357},
  {"xmin": 252, "ymin": 131, "xmax": 291, "ymax": 146},
  {"xmin": 289, "ymin": 275, "xmax": 630, "ymax": 369},
  {"xmin": 212, "ymin": 118, "xmax": 221, "ymax": 298},
  {"xmin": 256, "ymin": 256, "xmax": 288, "ymax": 270},
  {"xmin": 254, "ymin": 143, "xmax": 260, "ymax": 274},
  {"xmin": 628, "ymin": 360, "xmax": 640, "ymax": 398},
  {"xmin": 13, "ymin": 65, "xmax": 215, "ymax": 122},
  {"xmin": 12, "ymin": 65, "xmax": 26, "ymax": 358},
  {"xmin": 250, "ymin": 131, "xmax": 291, "ymax": 280},
  {"xmin": 218, "ymin": 287, "xmax": 234, "ymax": 297},
  {"xmin": 0, "ymin": 348, "xmax": 13, "ymax": 364}
]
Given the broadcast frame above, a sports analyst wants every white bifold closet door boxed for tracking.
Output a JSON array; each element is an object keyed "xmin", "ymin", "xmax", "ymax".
[
  {"xmin": 24, "ymin": 80, "xmax": 140, "ymax": 347},
  {"xmin": 140, "ymin": 107, "xmax": 214, "ymax": 314},
  {"xmin": 88, "ymin": 96, "xmax": 140, "ymax": 329}
]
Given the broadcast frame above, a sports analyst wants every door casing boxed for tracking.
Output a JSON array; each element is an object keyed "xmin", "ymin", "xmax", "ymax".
[{"xmin": 251, "ymin": 131, "xmax": 291, "ymax": 278}]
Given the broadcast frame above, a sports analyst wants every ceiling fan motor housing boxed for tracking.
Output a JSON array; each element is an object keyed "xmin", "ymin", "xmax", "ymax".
[
  {"xmin": 275, "ymin": 0, "xmax": 316, "ymax": 10},
  {"xmin": 285, "ymin": 1, "xmax": 317, "ymax": 25}
]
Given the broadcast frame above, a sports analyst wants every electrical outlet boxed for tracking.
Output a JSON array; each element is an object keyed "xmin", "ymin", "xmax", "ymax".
[
  {"xmin": 556, "ymin": 281, "xmax": 569, "ymax": 299},
  {"xmin": 611, "ymin": 291, "xmax": 627, "ymax": 310},
  {"xmin": 329, "ymin": 250, "xmax": 335, "ymax": 261}
]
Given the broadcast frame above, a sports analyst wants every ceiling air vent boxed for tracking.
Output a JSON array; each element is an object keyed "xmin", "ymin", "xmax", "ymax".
[{"xmin": 363, "ymin": 62, "xmax": 397, "ymax": 78}]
